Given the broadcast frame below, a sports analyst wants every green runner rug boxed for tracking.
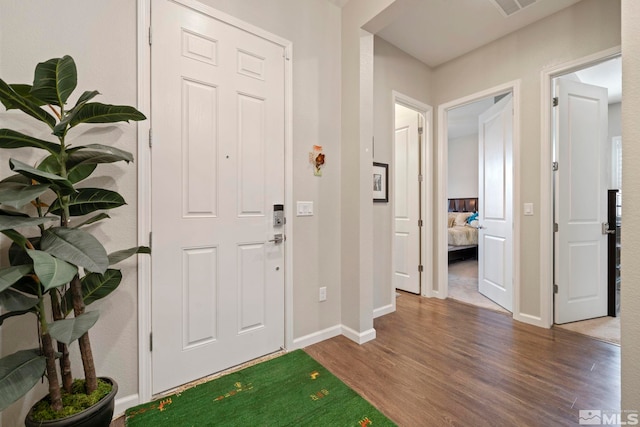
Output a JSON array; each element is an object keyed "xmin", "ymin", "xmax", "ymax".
[{"xmin": 125, "ymin": 350, "xmax": 396, "ymax": 426}]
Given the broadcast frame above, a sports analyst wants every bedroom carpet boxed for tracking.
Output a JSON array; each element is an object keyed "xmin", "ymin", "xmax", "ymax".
[
  {"xmin": 125, "ymin": 350, "xmax": 395, "ymax": 426},
  {"xmin": 447, "ymin": 259, "xmax": 509, "ymax": 314},
  {"xmin": 555, "ymin": 316, "xmax": 621, "ymax": 345}
]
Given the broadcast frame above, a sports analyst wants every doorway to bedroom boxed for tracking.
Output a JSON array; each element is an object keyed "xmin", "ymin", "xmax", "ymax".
[{"xmin": 444, "ymin": 89, "xmax": 515, "ymax": 314}]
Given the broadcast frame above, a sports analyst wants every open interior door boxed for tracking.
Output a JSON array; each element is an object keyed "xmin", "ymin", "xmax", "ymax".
[
  {"xmin": 478, "ymin": 94, "xmax": 513, "ymax": 312},
  {"xmin": 394, "ymin": 105, "xmax": 421, "ymax": 294},
  {"xmin": 554, "ymin": 79, "xmax": 608, "ymax": 324}
]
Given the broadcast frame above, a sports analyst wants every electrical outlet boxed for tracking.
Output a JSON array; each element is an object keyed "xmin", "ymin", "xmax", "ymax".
[{"xmin": 319, "ymin": 286, "xmax": 327, "ymax": 302}]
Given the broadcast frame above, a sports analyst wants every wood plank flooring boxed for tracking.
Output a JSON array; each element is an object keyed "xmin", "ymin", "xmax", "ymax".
[{"xmin": 305, "ymin": 293, "xmax": 620, "ymax": 427}]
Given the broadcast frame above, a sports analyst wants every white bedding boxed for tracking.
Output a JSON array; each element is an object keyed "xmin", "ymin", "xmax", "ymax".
[{"xmin": 447, "ymin": 211, "xmax": 478, "ymax": 246}]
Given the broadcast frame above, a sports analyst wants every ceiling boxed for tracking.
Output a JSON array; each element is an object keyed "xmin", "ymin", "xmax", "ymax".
[{"xmin": 352, "ymin": 0, "xmax": 583, "ymax": 67}]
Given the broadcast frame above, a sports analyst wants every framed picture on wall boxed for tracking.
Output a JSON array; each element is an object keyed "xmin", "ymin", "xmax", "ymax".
[{"xmin": 373, "ymin": 162, "xmax": 389, "ymax": 203}]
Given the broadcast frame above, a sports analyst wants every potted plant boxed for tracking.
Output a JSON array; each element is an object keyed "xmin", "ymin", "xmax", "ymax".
[{"xmin": 0, "ymin": 55, "xmax": 148, "ymax": 426}]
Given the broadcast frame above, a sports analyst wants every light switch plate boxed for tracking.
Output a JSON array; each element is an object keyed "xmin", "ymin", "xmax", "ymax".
[
  {"xmin": 524, "ymin": 203, "xmax": 534, "ymax": 216},
  {"xmin": 297, "ymin": 201, "xmax": 313, "ymax": 216}
]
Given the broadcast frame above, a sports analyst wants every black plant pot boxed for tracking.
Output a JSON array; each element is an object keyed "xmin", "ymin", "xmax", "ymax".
[{"xmin": 25, "ymin": 377, "xmax": 118, "ymax": 427}]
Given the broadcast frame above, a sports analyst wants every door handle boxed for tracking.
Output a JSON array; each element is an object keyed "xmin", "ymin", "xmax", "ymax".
[
  {"xmin": 269, "ymin": 233, "xmax": 285, "ymax": 244},
  {"xmin": 602, "ymin": 222, "xmax": 616, "ymax": 235}
]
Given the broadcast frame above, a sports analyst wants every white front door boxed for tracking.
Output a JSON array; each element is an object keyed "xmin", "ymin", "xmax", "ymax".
[
  {"xmin": 394, "ymin": 105, "xmax": 421, "ymax": 294},
  {"xmin": 151, "ymin": 0, "xmax": 286, "ymax": 394},
  {"xmin": 554, "ymin": 79, "xmax": 608, "ymax": 324},
  {"xmin": 478, "ymin": 94, "xmax": 513, "ymax": 312}
]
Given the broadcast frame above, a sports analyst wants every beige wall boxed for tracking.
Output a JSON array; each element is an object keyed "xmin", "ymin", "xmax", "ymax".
[
  {"xmin": 448, "ymin": 134, "xmax": 479, "ymax": 199},
  {"xmin": 373, "ymin": 36, "xmax": 431, "ymax": 309},
  {"xmin": 621, "ymin": 0, "xmax": 640, "ymax": 412},
  {"xmin": 431, "ymin": 0, "xmax": 621, "ymax": 318}
]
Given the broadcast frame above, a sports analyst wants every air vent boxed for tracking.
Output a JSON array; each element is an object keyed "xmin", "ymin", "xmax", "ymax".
[{"xmin": 488, "ymin": 0, "xmax": 538, "ymax": 17}]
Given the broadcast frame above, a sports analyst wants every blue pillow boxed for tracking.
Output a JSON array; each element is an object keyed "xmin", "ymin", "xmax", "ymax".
[{"xmin": 467, "ymin": 212, "xmax": 478, "ymax": 223}]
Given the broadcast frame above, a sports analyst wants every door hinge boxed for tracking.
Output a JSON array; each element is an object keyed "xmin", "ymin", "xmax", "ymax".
[
  {"xmin": 148, "ymin": 27, "xmax": 152, "ymax": 46},
  {"xmin": 552, "ymin": 161, "xmax": 559, "ymax": 171},
  {"xmin": 149, "ymin": 231, "xmax": 152, "ymax": 249},
  {"xmin": 418, "ymin": 174, "xmax": 424, "ymax": 182},
  {"xmin": 283, "ymin": 48, "xmax": 291, "ymax": 61},
  {"xmin": 148, "ymin": 128, "xmax": 153, "ymax": 148},
  {"xmin": 418, "ymin": 219, "xmax": 423, "ymax": 227},
  {"xmin": 150, "ymin": 332, "xmax": 153, "ymax": 351},
  {"xmin": 418, "ymin": 127, "xmax": 424, "ymax": 135},
  {"xmin": 553, "ymin": 97, "xmax": 558, "ymax": 107},
  {"xmin": 554, "ymin": 223, "xmax": 558, "ymax": 232},
  {"xmin": 553, "ymin": 284, "xmax": 558, "ymax": 294},
  {"xmin": 418, "ymin": 265, "xmax": 424, "ymax": 273}
]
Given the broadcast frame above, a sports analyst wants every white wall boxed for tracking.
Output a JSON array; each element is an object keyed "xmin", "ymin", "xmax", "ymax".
[
  {"xmin": 372, "ymin": 36, "xmax": 431, "ymax": 310},
  {"xmin": 431, "ymin": 0, "xmax": 621, "ymax": 318},
  {"xmin": 0, "ymin": 0, "xmax": 343, "ymax": 423},
  {"xmin": 621, "ymin": 0, "xmax": 640, "ymax": 412},
  {"xmin": 447, "ymin": 134, "xmax": 478, "ymax": 199}
]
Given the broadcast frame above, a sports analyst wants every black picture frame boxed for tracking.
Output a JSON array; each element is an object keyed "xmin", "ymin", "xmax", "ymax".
[{"xmin": 373, "ymin": 162, "xmax": 389, "ymax": 203}]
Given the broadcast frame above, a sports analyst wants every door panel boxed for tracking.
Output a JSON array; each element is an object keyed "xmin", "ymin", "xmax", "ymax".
[
  {"xmin": 394, "ymin": 105, "xmax": 420, "ymax": 294},
  {"xmin": 478, "ymin": 94, "xmax": 513, "ymax": 312},
  {"xmin": 151, "ymin": 0, "xmax": 285, "ymax": 394},
  {"xmin": 554, "ymin": 79, "xmax": 608, "ymax": 324}
]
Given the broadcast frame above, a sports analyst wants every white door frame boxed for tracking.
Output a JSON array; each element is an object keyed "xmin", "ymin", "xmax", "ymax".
[
  {"xmin": 391, "ymin": 91, "xmax": 433, "ymax": 306},
  {"xmin": 436, "ymin": 81, "xmax": 521, "ymax": 320},
  {"xmin": 539, "ymin": 46, "xmax": 621, "ymax": 328},
  {"xmin": 136, "ymin": 0, "xmax": 293, "ymax": 404}
]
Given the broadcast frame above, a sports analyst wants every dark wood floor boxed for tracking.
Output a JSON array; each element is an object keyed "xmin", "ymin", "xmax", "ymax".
[
  {"xmin": 305, "ymin": 293, "xmax": 620, "ymax": 427},
  {"xmin": 112, "ymin": 293, "xmax": 619, "ymax": 426}
]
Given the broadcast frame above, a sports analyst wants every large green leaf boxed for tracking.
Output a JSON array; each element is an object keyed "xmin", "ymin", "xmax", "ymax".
[
  {"xmin": 26, "ymin": 249, "xmax": 77, "ymax": 291},
  {"xmin": 63, "ymin": 269, "xmax": 122, "ymax": 315},
  {"xmin": 0, "ymin": 288, "xmax": 38, "ymax": 312},
  {"xmin": 8, "ymin": 84, "xmax": 47, "ymax": 106},
  {"xmin": 8, "ymin": 236, "xmax": 39, "ymax": 264},
  {"xmin": 0, "ymin": 265, "xmax": 33, "ymax": 293},
  {"xmin": 30, "ymin": 56, "xmax": 77, "ymax": 107},
  {"xmin": 72, "ymin": 213, "xmax": 110, "ymax": 229},
  {"xmin": 53, "ymin": 90, "xmax": 100, "ymax": 137},
  {"xmin": 1, "ymin": 230, "xmax": 29, "ymax": 251},
  {"xmin": 0, "ymin": 129, "xmax": 60, "ymax": 154},
  {"xmin": 48, "ymin": 311, "xmax": 99, "ymax": 345},
  {"xmin": 9, "ymin": 159, "xmax": 75, "ymax": 196},
  {"xmin": 0, "ymin": 181, "xmax": 50, "ymax": 209},
  {"xmin": 38, "ymin": 154, "xmax": 96, "ymax": 184},
  {"xmin": 68, "ymin": 143, "xmax": 134, "ymax": 163},
  {"xmin": 0, "ymin": 309, "xmax": 33, "ymax": 326},
  {"xmin": 0, "ymin": 349, "xmax": 46, "ymax": 412},
  {"xmin": 9, "ymin": 275, "xmax": 40, "ymax": 296},
  {"xmin": 49, "ymin": 188, "xmax": 125, "ymax": 217},
  {"xmin": 0, "ymin": 78, "xmax": 56, "ymax": 128},
  {"xmin": 108, "ymin": 246, "xmax": 151, "ymax": 266},
  {"xmin": 0, "ymin": 213, "xmax": 55, "ymax": 231},
  {"xmin": 41, "ymin": 227, "xmax": 108, "ymax": 274},
  {"xmin": 0, "ymin": 174, "xmax": 30, "ymax": 185},
  {"xmin": 69, "ymin": 102, "xmax": 146, "ymax": 127},
  {"xmin": 67, "ymin": 150, "xmax": 133, "ymax": 171}
]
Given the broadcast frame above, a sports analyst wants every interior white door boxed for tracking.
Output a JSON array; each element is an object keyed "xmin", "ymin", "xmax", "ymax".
[
  {"xmin": 394, "ymin": 105, "xmax": 421, "ymax": 294},
  {"xmin": 478, "ymin": 94, "xmax": 513, "ymax": 312},
  {"xmin": 554, "ymin": 79, "xmax": 608, "ymax": 324},
  {"xmin": 151, "ymin": 0, "xmax": 285, "ymax": 394}
]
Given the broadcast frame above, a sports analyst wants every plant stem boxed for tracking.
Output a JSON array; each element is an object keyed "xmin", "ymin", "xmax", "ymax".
[
  {"xmin": 70, "ymin": 274, "xmax": 97, "ymax": 393},
  {"xmin": 50, "ymin": 291, "xmax": 73, "ymax": 393},
  {"xmin": 37, "ymin": 294, "xmax": 62, "ymax": 411}
]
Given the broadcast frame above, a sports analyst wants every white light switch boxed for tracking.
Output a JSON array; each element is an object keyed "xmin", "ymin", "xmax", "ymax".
[
  {"xmin": 297, "ymin": 201, "xmax": 314, "ymax": 216},
  {"xmin": 524, "ymin": 203, "xmax": 534, "ymax": 216}
]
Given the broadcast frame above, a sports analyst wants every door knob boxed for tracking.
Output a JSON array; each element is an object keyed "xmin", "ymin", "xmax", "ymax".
[{"xmin": 269, "ymin": 233, "xmax": 285, "ymax": 244}]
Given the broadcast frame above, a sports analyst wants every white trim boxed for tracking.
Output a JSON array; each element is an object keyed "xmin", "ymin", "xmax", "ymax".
[
  {"xmin": 113, "ymin": 393, "xmax": 140, "ymax": 420},
  {"xmin": 137, "ymin": 0, "xmax": 294, "ymax": 405},
  {"xmin": 290, "ymin": 325, "xmax": 342, "ymax": 350},
  {"xmin": 539, "ymin": 46, "xmax": 621, "ymax": 328},
  {"xmin": 391, "ymin": 91, "xmax": 433, "ymax": 301},
  {"xmin": 342, "ymin": 326, "xmax": 377, "ymax": 344},
  {"xmin": 436, "ymin": 81, "xmax": 522, "ymax": 321},
  {"xmin": 373, "ymin": 303, "xmax": 394, "ymax": 318}
]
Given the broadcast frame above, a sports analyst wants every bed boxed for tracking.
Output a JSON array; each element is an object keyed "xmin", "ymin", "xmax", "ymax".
[{"xmin": 447, "ymin": 198, "xmax": 479, "ymax": 262}]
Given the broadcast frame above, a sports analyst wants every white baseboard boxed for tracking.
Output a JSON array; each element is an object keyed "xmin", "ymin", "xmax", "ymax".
[
  {"xmin": 342, "ymin": 325, "xmax": 376, "ymax": 344},
  {"xmin": 113, "ymin": 393, "xmax": 139, "ymax": 420},
  {"xmin": 515, "ymin": 312, "xmax": 549, "ymax": 328},
  {"xmin": 373, "ymin": 304, "xmax": 394, "ymax": 319},
  {"xmin": 290, "ymin": 324, "xmax": 342, "ymax": 350}
]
